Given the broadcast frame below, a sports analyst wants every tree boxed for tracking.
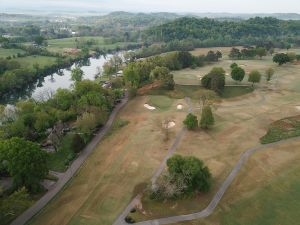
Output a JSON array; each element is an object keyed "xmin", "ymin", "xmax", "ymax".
[
  {"xmin": 198, "ymin": 90, "xmax": 217, "ymax": 106},
  {"xmin": 75, "ymin": 112, "xmax": 98, "ymax": 142},
  {"xmin": 71, "ymin": 67, "xmax": 84, "ymax": 82},
  {"xmin": 256, "ymin": 47, "xmax": 267, "ymax": 59},
  {"xmin": 183, "ymin": 113, "xmax": 198, "ymax": 130},
  {"xmin": 229, "ymin": 48, "xmax": 241, "ymax": 59},
  {"xmin": 201, "ymin": 67, "xmax": 225, "ymax": 94},
  {"xmin": 273, "ymin": 53, "xmax": 290, "ymax": 66},
  {"xmin": 0, "ymin": 137, "xmax": 48, "ymax": 192},
  {"xmin": 34, "ymin": 35, "xmax": 45, "ymax": 46},
  {"xmin": 151, "ymin": 155, "xmax": 211, "ymax": 200},
  {"xmin": 167, "ymin": 155, "xmax": 211, "ymax": 193},
  {"xmin": 69, "ymin": 133, "xmax": 85, "ymax": 154},
  {"xmin": 248, "ymin": 70, "xmax": 262, "ymax": 87},
  {"xmin": 0, "ymin": 187, "xmax": 32, "ymax": 222},
  {"xmin": 230, "ymin": 63, "xmax": 238, "ymax": 69},
  {"xmin": 265, "ymin": 68, "xmax": 275, "ymax": 82},
  {"xmin": 200, "ymin": 105, "xmax": 214, "ymax": 129},
  {"xmin": 231, "ymin": 66, "xmax": 245, "ymax": 82}
]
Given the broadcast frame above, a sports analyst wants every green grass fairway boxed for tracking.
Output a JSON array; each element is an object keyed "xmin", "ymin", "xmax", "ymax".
[
  {"xmin": 0, "ymin": 48, "xmax": 25, "ymax": 58},
  {"xmin": 221, "ymin": 86, "xmax": 254, "ymax": 98},
  {"xmin": 148, "ymin": 95, "xmax": 174, "ymax": 111},
  {"xmin": 15, "ymin": 55, "xmax": 57, "ymax": 68},
  {"xmin": 221, "ymin": 166, "xmax": 300, "ymax": 225}
]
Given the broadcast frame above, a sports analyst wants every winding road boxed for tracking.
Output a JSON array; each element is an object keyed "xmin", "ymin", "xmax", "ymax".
[{"xmin": 11, "ymin": 94, "xmax": 129, "ymax": 225}]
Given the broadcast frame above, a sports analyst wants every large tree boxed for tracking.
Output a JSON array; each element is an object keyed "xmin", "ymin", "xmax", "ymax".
[
  {"xmin": 231, "ymin": 66, "xmax": 245, "ymax": 82},
  {"xmin": 273, "ymin": 53, "xmax": 290, "ymax": 66},
  {"xmin": 248, "ymin": 70, "xmax": 262, "ymax": 87},
  {"xmin": 201, "ymin": 67, "xmax": 225, "ymax": 94},
  {"xmin": 0, "ymin": 137, "xmax": 48, "ymax": 192},
  {"xmin": 200, "ymin": 105, "xmax": 214, "ymax": 129},
  {"xmin": 71, "ymin": 67, "xmax": 84, "ymax": 82}
]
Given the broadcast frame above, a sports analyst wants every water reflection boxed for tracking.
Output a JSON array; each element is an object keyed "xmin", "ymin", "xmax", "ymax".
[{"xmin": 0, "ymin": 54, "xmax": 113, "ymax": 104}]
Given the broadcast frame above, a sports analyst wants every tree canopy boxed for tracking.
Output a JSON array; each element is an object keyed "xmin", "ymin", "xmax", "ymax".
[{"xmin": 0, "ymin": 137, "xmax": 48, "ymax": 192}]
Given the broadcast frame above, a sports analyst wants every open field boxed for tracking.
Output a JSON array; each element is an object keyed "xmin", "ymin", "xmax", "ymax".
[
  {"xmin": 46, "ymin": 36, "xmax": 137, "ymax": 53},
  {"xmin": 173, "ymin": 57, "xmax": 275, "ymax": 85},
  {"xmin": 0, "ymin": 48, "xmax": 25, "ymax": 58},
  {"xmin": 28, "ymin": 48, "xmax": 300, "ymax": 225},
  {"xmin": 190, "ymin": 46, "xmax": 243, "ymax": 59},
  {"xmin": 28, "ymin": 96, "xmax": 189, "ymax": 225},
  {"xmin": 15, "ymin": 55, "xmax": 57, "ymax": 68}
]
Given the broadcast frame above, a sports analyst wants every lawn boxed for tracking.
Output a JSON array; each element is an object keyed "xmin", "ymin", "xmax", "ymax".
[
  {"xmin": 47, "ymin": 134, "xmax": 76, "ymax": 172},
  {"xmin": 147, "ymin": 95, "xmax": 174, "ymax": 111},
  {"xmin": 221, "ymin": 166, "xmax": 300, "ymax": 225},
  {"xmin": 0, "ymin": 48, "xmax": 25, "ymax": 58},
  {"xmin": 28, "ymin": 96, "xmax": 187, "ymax": 225},
  {"xmin": 46, "ymin": 36, "xmax": 138, "ymax": 53},
  {"xmin": 221, "ymin": 86, "xmax": 254, "ymax": 98},
  {"xmin": 15, "ymin": 55, "xmax": 57, "ymax": 69}
]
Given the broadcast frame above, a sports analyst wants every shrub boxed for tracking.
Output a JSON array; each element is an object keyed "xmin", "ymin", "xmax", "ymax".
[
  {"xmin": 200, "ymin": 105, "xmax": 214, "ymax": 129},
  {"xmin": 69, "ymin": 133, "xmax": 85, "ymax": 154},
  {"xmin": 183, "ymin": 113, "xmax": 198, "ymax": 130}
]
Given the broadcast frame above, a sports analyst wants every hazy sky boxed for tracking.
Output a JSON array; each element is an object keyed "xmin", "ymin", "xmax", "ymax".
[{"xmin": 2, "ymin": 0, "xmax": 300, "ymax": 13}]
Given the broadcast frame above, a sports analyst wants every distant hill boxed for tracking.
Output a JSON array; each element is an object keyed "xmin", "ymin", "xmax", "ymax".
[
  {"xmin": 142, "ymin": 16, "xmax": 300, "ymax": 46},
  {"xmin": 188, "ymin": 13, "xmax": 300, "ymax": 20}
]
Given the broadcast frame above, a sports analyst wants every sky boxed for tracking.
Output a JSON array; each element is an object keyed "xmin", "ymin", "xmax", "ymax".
[{"xmin": 1, "ymin": 0, "xmax": 300, "ymax": 13}]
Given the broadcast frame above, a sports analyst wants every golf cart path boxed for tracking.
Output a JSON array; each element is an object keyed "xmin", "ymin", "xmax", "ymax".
[
  {"xmin": 113, "ymin": 97, "xmax": 193, "ymax": 225},
  {"xmin": 115, "ymin": 136, "xmax": 300, "ymax": 225},
  {"xmin": 11, "ymin": 94, "xmax": 129, "ymax": 225}
]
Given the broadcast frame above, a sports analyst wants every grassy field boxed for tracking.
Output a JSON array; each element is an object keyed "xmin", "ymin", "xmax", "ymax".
[
  {"xmin": 190, "ymin": 46, "xmax": 243, "ymax": 59},
  {"xmin": 0, "ymin": 48, "xmax": 25, "ymax": 58},
  {"xmin": 173, "ymin": 57, "xmax": 275, "ymax": 86},
  {"xmin": 28, "ymin": 96, "xmax": 188, "ymax": 225},
  {"xmin": 15, "ymin": 55, "xmax": 57, "ymax": 68},
  {"xmin": 28, "ymin": 48, "xmax": 300, "ymax": 225},
  {"xmin": 221, "ymin": 86, "xmax": 254, "ymax": 98},
  {"xmin": 46, "ymin": 36, "xmax": 137, "ymax": 53}
]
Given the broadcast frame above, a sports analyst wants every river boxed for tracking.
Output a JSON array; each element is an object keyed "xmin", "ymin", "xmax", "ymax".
[{"xmin": 1, "ymin": 54, "xmax": 115, "ymax": 104}]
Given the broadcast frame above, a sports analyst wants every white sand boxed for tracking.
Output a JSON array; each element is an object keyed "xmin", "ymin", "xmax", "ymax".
[
  {"xmin": 296, "ymin": 106, "xmax": 300, "ymax": 111},
  {"xmin": 163, "ymin": 121, "xmax": 176, "ymax": 129},
  {"xmin": 144, "ymin": 104, "xmax": 156, "ymax": 110},
  {"xmin": 167, "ymin": 121, "xmax": 176, "ymax": 128},
  {"xmin": 177, "ymin": 104, "xmax": 183, "ymax": 110}
]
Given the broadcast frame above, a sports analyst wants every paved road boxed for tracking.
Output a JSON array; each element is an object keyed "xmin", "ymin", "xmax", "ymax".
[
  {"xmin": 11, "ymin": 94, "xmax": 129, "ymax": 225},
  {"xmin": 124, "ymin": 136, "xmax": 300, "ymax": 225},
  {"xmin": 113, "ymin": 97, "xmax": 192, "ymax": 225}
]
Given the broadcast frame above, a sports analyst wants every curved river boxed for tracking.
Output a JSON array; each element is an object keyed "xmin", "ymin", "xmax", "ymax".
[
  {"xmin": 1, "ymin": 54, "xmax": 115, "ymax": 104},
  {"xmin": 32, "ymin": 55, "xmax": 112, "ymax": 100}
]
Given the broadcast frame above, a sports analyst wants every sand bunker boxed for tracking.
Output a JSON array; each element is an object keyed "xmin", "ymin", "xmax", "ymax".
[
  {"xmin": 296, "ymin": 106, "xmax": 300, "ymax": 111},
  {"xmin": 177, "ymin": 104, "xmax": 183, "ymax": 110},
  {"xmin": 163, "ymin": 121, "xmax": 176, "ymax": 129},
  {"xmin": 144, "ymin": 104, "xmax": 156, "ymax": 110}
]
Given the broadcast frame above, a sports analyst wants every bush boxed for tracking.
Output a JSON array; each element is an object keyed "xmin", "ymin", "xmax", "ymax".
[
  {"xmin": 69, "ymin": 133, "xmax": 85, "ymax": 154},
  {"xmin": 183, "ymin": 113, "xmax": 198, "ymax": 130},
  {"xmin": 200, "ymin": 105, "xmax": 214, "ymax": 129},
  {"xmin": 125, "ymin": 216, "xmax": 135, "ymax": 224}
]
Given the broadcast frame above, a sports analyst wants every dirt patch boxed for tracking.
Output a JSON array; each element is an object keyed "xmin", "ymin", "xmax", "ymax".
[{"xmin": 138, "ymin": 80, "xmax": 162, "ymax": 95}]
